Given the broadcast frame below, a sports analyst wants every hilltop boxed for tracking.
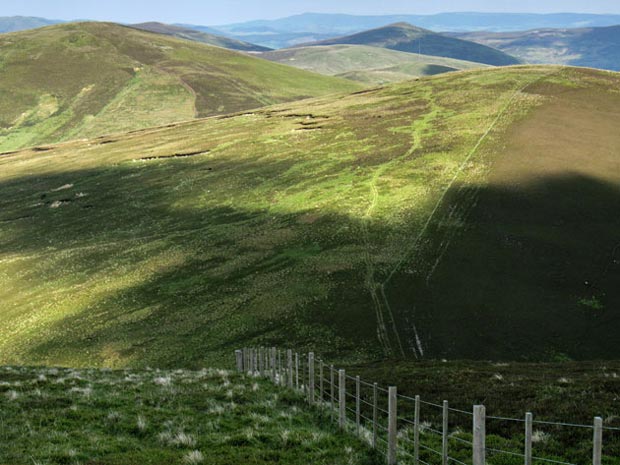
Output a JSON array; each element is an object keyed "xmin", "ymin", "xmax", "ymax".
[
  {"xmin": 0, "ymin": 66, "xmax": 619, "ymax": 368},
  {"xmin": 0, "ymin": 22, "xmax": 360, "ymax": 152},
  {"xmin": 260, "ymin": 44, "xmax": 489, "ymax": 85},
  {"xmin": 298, "ymin": 23, "xmax": 521, "ymax": 66},
  {"xmin": 452, "ymin": 25, "xmax": 620, "ymax": 71},
  {"xmin": 131, "ymin": 22, "xmax": 271, "ymax": 52}
]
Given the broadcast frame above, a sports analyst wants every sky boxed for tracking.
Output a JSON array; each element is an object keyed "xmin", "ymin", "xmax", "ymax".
[{"xmin": 2, "ymin": 0, "xmax": 620, "ymax": 25}]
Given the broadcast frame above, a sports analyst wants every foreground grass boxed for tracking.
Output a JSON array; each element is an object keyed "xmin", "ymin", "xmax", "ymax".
[{"xmin": 0, "ymin": 365, "xmax": 380, "ymax": 465}]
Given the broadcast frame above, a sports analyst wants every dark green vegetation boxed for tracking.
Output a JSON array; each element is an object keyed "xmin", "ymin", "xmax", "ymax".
[
  {"xmin": 260, "ymin": 44, "xmax": 489, "ymax": 85},
  {"xmin": 0, "ymin": 365, "xmax": 379, "ymax": 465},
  {"xmin": 452, "ymin": 26, "xmax": 620, "ymax": 71},
  {"xmin": 131, "ymin": 22, "xmax": 271, "ymax": 52},
  {"xmin": 1, "ymin": 66, "xmax": 619, "ymax": 368},
  {"xmin": 0, "ymin": 22, "xmax": 360, "ymax": 152},
  {"xmin": 346, "ymin": 359, "xmax": 620, "ymax": 464},
  {"xmin": 300, "ymin": 23, "xmax": 521, "ymax": 67},
  {"xmin": 0, "ymin": 16, "xmax": 62, "ymax": 33}
]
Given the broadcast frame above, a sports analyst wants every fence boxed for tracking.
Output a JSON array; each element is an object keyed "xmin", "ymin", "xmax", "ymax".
[{"xmin": 234, "ymin": 347, "xmax": 616, "ymax": 465}]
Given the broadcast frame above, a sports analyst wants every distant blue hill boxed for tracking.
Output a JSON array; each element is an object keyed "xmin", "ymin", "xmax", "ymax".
[
  {"xmin": 200, "ymin": 12, "xmax": 620, "ymax": 48},
  {"xmin": 0, "ymin": 16, "xmax": 63, "ymax": 33}
]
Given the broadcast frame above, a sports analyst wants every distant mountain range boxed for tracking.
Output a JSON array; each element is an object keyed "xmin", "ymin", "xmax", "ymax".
[
  {"xmin": 0, "ymin": 16, "xmax": 62, "ymax": 33},
  {"xmin": 450, "ymin": 25, "xmax": 620, "ymax": 71},
  {"xmin": 208, "ymin": 12, "xmax": 620, "ymax": 48},
  {"xmin": 297, "ymin": 23, "xmax": 520, "ymax": 67},
  {"xmin": 131, "ymin": 22, "xmax": 271, "ymax": 51}
]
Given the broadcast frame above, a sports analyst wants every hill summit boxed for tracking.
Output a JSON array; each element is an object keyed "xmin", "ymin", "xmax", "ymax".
[{"xmin": 301, "ymin": 22, "xmax": 521, "ymax": 66}]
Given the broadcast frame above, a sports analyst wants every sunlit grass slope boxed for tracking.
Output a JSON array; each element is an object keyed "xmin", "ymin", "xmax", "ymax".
[
  {"xmin": 260, "ymin": 44, "xmax": 490, "ymax": 85},
  {"xmin": 0, "ymin": 66, "xmax": 619, "ymax": 368},
  {"xmin": 0, "ymin": 365, "xmax": 379, "ymax": 465},
  {"xmin": 0, "ymin": 22, "xmax": 361, "ymax": 152}
]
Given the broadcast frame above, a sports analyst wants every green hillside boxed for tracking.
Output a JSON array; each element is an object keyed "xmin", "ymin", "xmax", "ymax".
[
  {"xmin": 131, "ymin": 22, "xmax": 271, "ymax": 52},
  {"xmin": 260, "ymin": 44, "xmax": 490, "ymax": 85},
  {"xmin": 0, "ymin": 22, "xmax": 360, "ymax": 152},
  {"xmin": 452, "ymin": 25, "xmax": 620, "ymax": 71},
  {"xmin": 1, "ymin": 66, "xmax": 619, "ymax": 369},
  {"xmin": 301, "ymin": 23, "xmax": 521, "ymax": 66}
]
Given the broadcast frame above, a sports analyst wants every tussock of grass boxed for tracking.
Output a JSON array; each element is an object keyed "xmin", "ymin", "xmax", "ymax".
[{"xmin": 0, "ymin": 366, "xmax": 380, "ymax": 465}]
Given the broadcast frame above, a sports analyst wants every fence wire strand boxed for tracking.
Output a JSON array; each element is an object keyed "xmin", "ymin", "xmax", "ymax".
[{"xmin": 238, "ymin": 347, "xmax": 611, "ymax": 465}]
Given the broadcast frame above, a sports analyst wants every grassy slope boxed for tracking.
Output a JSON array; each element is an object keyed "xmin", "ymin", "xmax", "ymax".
[
  {"xmin": 0, "ymin": 22, "xmax": 360, "ymax": 152},
  {"xmin": 0, "ymin": 66, "xmax": 619, "ymax": 369},
  {"xmin": 0, "ymin": 365, "xmax": 379, "ymax": 465},
  {"xmin": 452, "ymin": 26, "xmax": 620, "ymax": 71},
  {"xmin": 260, "ymin": 44, "xmax": 490, "ymax": 85},
  {"xmin": 301, "ymin": 23, "xmax": 521, "ymax": 66},
  {"xmin": 347, "ymin": 359, "xmax": 620, "ymax": 464},
  {"xmin": 131, "ymin": 22, "xmax": 271, "ymax": 52}
]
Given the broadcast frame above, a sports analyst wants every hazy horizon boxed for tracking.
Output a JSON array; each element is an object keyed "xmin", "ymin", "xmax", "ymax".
[{"xmin": 2, "ymin": 0, "xmax": 620, "ymax": 25}]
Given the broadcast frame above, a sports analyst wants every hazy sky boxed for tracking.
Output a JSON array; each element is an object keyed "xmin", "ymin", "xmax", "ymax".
[{"xmin": 3, "ymin": 0, "xmax": 620, "ymax": 25}]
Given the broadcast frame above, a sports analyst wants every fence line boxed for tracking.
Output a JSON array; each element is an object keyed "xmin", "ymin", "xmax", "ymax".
[{"xmin": 235, "ymin": 348, "xmax": 610, "ymax": 465}]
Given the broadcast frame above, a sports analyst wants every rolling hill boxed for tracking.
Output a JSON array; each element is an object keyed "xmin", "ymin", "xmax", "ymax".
[
  {"xmin": 131, "ymin": 22, "xmax": 271, "ymax": 52},
  {"xmin": 298, "ymin": 23, "xmax": 521, "ymax": 66},
  {"xmin": 260, "ymin": 45, "xmax": 490, "ymax": 85},
  {"xmin": 0, "ymin": 22, "xmax": 360, "ymax": 152},
  {"xmin": 451, "ymin": 25, "xmax": 620, "ymax": 71},
  {"xmin": 1, "ymin": 66, "xmax": 619, "ymax": 368}
]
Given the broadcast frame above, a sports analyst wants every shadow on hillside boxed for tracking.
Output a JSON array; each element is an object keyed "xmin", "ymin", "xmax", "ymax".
[
  {"xmin": 384, "ymin": 172, "xmax": 620, "ymax": 361},
  {"xmin": 1, "ymin": 163, "xmax": 620, "ymax": 366}
]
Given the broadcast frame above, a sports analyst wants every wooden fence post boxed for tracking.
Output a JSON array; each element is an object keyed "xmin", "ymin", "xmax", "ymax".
[
  {"xmin": 388, "ymin": 386, "xmax": 398, "ymax": 465},
  {"xmin": 278, "ymin": 349, "xmax": 282, "ymax": 385},
  {"xmin": 287, "ymin": 349, "xmax": 293, "ymax": 388},
  {"xmin": 295, "ymin": 353, "xmax": 299, "ymax": 390},
  {"xmin": 473, "ymin": 405, "xmax": 486, "ymax": 465},
  {"xmin": 330, "ymin": 365, "xmax": 335, "ymax": 411},
  {"xmin": 271, "ymin": 347, "xmax": 276, "ymax": 383},
  {"xmin": 442, "ymin": 400, "xmax": 449, "ymax": 465},
  {"xmin": 235, "ymin": 350, "xmax": 242, "ymax": 372},
  {"xmin": 319, "ymin": 361, "xmax": 324, "ymax": 403},
  {"xmin": 308, "ymin": 352, "xmax": 315, "ymax": 405},
  {"xmin": 356, "ymin": 376, "xmax": 361, "ymax": 435},
  {"xmin": 339, "ymin": 369, "xmax": 346, "ymax": 429},
  {"xmin": 372, "ymin": 382, "xmax": 378, "ymax": 449},
  {"xmin": 525, "ymin": 412, "xmax": 533, "ymax": 465},
  {"xmin": 414, "ymin": 395, "xmax": 420, "ymax": 465},
  {"xmin": 593, "ymin": 416, "xmax": 603, "ymax": 465}
]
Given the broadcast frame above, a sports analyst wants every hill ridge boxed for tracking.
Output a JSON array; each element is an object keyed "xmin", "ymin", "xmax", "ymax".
[
  {"xmin": 297, "ymin": 22, "xmax": 521, "ymax": 66},
  {"xmin": 0, "ymin": 21, "xmax": 360, "ymax": 152}
]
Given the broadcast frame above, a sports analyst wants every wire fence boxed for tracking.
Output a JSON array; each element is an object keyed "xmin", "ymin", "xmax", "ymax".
[{"xmin": 235, "ymin": 347, "xmax": 613, "ymax": 465}]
